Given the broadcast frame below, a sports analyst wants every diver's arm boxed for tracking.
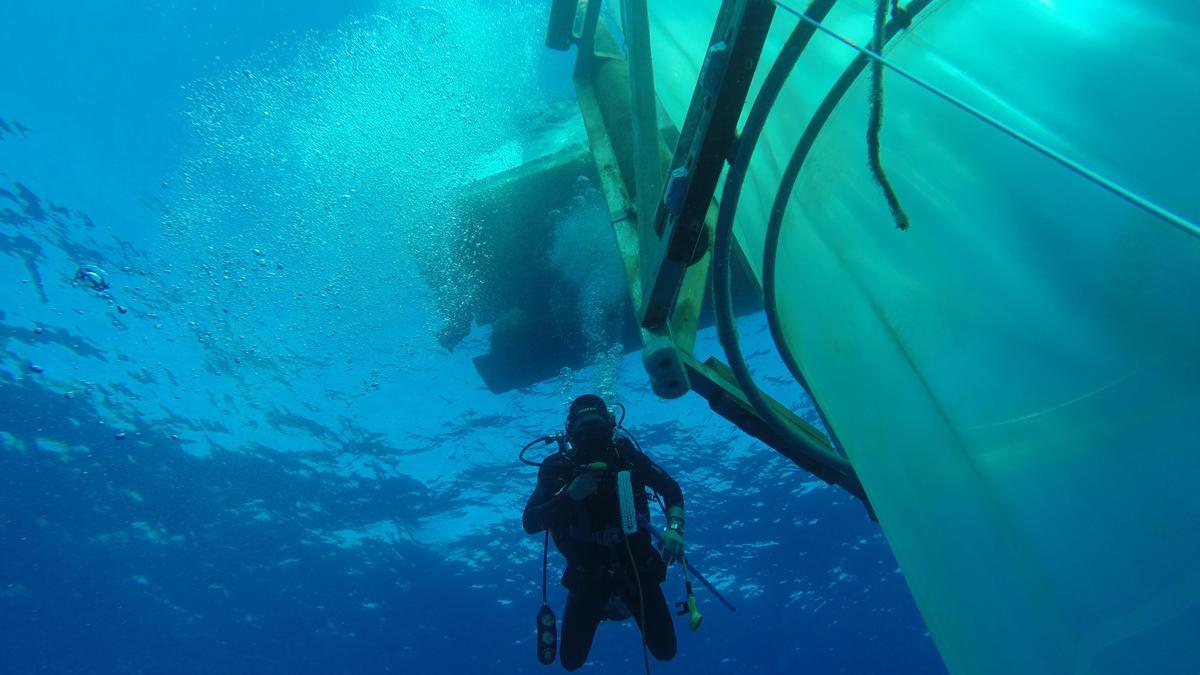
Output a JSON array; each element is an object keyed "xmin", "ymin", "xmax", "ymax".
[
  {"xmin": 522, "ymin": 460, "xmax": 570, "ymax": 534},
  {"xmin": 631, "ymin": 448, "xmax": 684, "ymax": 512},
  {"xmin": 629, "ymin": 444, "xmax": 687, "ymax": 564}
]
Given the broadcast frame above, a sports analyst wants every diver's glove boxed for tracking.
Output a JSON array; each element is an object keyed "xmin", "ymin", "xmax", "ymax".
[
  {"xmin": 566, "ymin": 471, "xmax": 601, "ymax": 501},
  {"xmin": 662, "ymin": 505, "xmax": 686, "ymax": 565}
]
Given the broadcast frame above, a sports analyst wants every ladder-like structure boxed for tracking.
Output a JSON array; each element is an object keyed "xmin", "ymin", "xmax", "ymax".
[{"xmin": 552, "ymin": 0, "xmax": 890, "ymax": 517}]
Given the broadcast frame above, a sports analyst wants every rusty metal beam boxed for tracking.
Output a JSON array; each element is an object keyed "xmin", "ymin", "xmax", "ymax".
[{"xmin": 641, "ymin": 0, "xmax": 776, "ymax": 329}]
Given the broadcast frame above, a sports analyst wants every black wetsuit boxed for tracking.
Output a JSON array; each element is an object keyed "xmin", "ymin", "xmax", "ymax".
[{"xmin": 522, "ymin": 437, "xmax": 684, "ymax": 671}]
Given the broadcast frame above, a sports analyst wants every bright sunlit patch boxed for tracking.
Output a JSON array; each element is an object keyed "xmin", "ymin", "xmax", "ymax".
[
  {"xmin": 324, "ymin": 520, "xmax": 404, "ymax": 549},
  {"xmin": 130, "ymin": 521, "xmax": 169, "ymax": 543},
  {"xmin": 35, "ymin": 438, "xmax": 70, "ymax": 454},
  {"xmin": 0, "ymin": 584, "xmax": 30, "ymax": 598},
  {"xmin": 1, "ymin": 431, "xmax": 26, "ymax": 453},
  {"xmin": 793, "ymin": 480, "xmax": 826, "ymax": 496},
  {"xmin": 737, "ymin": 583, "xmax": 765, "ymax": 600}
]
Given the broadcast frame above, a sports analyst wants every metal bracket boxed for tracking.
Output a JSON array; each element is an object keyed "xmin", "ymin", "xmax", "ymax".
[
  {"xmin": 679, "ymin": 351, "xmax": 876, "ymax": 520},
  {"xmin": 572, "ymin": 0, "xmax": 605, "ymax": 78},
  {"xmin": 559, "ymin": 0, "xmax": 873, "ymax": 515},
  {"xmin": 639, "ymin": 0, "xmax": 776, "ymax": 329}
]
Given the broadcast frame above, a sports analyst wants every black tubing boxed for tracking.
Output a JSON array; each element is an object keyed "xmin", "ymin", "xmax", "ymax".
[
  {"xmin": 541, "ymin": 530, "xmax": 550, "ymax": 603},
  {"xmin": 623, "ymin": 535, "xmax": 651, "ymax": 675},
  {"xmin": 713, "ymin": 0, "xmax": 852, "ymax": 473},
  {"xmin": 519, "ymin": 435, "xmax": 557, "ymax": 467},
  {"xmin": 760, "ymin": 0, "xmax": 935, "ymax": 458},
  {"xmin": 545, "ymin": 0, "xmax": 578, "ymax": 50},
  {"xmin": 715, "ymin": 0, "xmax": 933, "ymax": 479}
]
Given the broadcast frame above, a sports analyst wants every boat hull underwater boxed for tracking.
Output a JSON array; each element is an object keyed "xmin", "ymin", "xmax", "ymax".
[{"xmin": 644, "ymin": 1, "xmax": 1200, "ymax": 674}]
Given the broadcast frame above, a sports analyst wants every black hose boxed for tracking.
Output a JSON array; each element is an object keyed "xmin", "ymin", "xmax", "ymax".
[
  {"xmin": 760, "ymin": 1, "xmax": 934, "ymax": 459},
  {"xmin": 614, "ymin": 401, "xmax": 627, "ymax": 427},
  {"xmin": 541, "ymin": 530, "xmax": 550, "ymax": 603},
  {"xmin": 519, "ymin": 435, "xmax": 557, "ymax": 467},
  {"xmin": 713, "ymin": 0, "xmax": 853, "ymax": 475},
  {"xmin": 619, "ymin": 427, "xmax": 646, "ymax": 455},
  {"xmin": 714, "ymin": 0, "xmax": 933, "ymax": 486},
  {"xmin": 624, "ymin": 535, "xmax": 651, "ymax": 675}
]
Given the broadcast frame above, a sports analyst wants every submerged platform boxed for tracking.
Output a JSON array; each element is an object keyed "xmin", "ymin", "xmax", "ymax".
[{"xmin": 444, "ymin": 143, "xmax": 762, "ymax": 394}]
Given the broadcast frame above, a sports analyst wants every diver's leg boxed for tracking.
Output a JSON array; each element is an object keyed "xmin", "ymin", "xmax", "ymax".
[
  {"xmin": 559, "ymin": 586, "xmax": 607, "ymax": 671},
  {"xmin": 623, "ymin": 581, "xmax": 677, "ymax": 661}
]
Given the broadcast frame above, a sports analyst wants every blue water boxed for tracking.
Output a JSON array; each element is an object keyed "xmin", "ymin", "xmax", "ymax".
[{"xmin": 1, "ymin": 1, "xmax": 944, "ymax": 673}]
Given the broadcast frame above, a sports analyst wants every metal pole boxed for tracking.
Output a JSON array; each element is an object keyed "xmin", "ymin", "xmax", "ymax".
[{"xmin": 623, "ymin": 0, "xmax": 666, "ymax": 294}]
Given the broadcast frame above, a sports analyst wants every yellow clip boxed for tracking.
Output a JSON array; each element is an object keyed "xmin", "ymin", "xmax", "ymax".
[
  {"xmin": 682, "ymin": 560, "xmax": 703, "ymax": 631},
  {"xmin": 686, "ymin": 596, "xmax": 703, "ymax": 632}
]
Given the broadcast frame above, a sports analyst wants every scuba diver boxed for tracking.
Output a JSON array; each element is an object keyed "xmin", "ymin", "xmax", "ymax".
[{"xmin": 522, "ymin": 394, "xmax": 687, "ymax": 671}]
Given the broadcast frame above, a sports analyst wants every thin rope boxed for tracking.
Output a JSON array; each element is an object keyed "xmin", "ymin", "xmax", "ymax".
[
  {"xmin": 867, "ymin": 0, "xmax": 910, "ymax": 230},
  {"xmin": 773, "ymin": 0, "xmax": 1200, "ymax": 241},
  {"xmin": 615, "ymin": 439, "xmax": 650, "ymax": 674},
  {"xmin": 624, "ymin": 535, "xmax": 651, "ymax": 675}
]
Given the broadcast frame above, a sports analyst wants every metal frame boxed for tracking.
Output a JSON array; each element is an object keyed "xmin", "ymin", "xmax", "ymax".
[
  {"xmin": 640, "ymin": 0, "xmax": 776, "ymax": 330},
  {"xmin": 561, "ymin": 0, "xmax": 874, "ymax": 517}
]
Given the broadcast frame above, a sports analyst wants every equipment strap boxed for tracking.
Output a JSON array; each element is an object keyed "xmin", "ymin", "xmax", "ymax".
[{"xmin": 542, "ymin": 529, "xmax": 549, "ymax": 605}]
